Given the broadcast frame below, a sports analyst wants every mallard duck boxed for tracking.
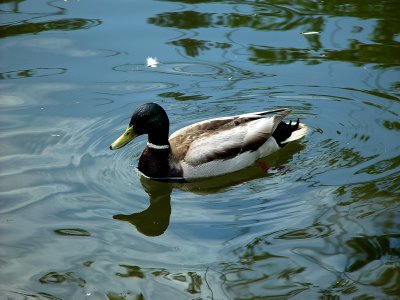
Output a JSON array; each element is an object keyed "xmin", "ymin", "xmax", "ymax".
[{"xmin": 110, "ymin": 103, "xmax": 307, "ymax": 181}]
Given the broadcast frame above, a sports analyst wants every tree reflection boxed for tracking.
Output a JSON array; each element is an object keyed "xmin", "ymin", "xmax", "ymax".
[
  {"xmin": 0, "ymin": 0, "xmax": 102, "ymax": 38},
  {"xmin": 0, "ymin": 18, "xmax": 102, "ymax": 38},
  {"xmin": 224, "ymin": 222, "xmax": 400, "ymax": 298},
  {"xmin": 345, "ymin": 234, "xmax": 400, "ymax": 273},
  {"xmin": 148, "ymin": 0, "xmax": 400, "ymax": 66},
  {"xmin": 169, "ymin": 38, "xmax": 230, "ymax": 57}
]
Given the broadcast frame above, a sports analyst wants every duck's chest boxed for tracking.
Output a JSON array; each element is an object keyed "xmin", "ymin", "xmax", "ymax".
[{"xmin": 138, "ymin": 148, "xmax": 182, "ymax": 179}]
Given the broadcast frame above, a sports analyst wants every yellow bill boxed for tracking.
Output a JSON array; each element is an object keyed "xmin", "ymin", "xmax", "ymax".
[{"xmin": 110, "ymin": 125, "xmax": 137, "ymax": 150}]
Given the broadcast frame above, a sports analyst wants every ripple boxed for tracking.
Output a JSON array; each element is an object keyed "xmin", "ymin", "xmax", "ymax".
[
  {"xmin": 161, "ymin": 62, "xmax": 267, "ymax": 80},
  {"xmin": 54, "ymin": 228, "xmax": 91, "ymax": 237},
  {"xmin": 113, "ymin": 63, "xmax": 143, "ymax": 72},
  {"xmin": 0, "ymin": 82, "xmax": 78, "ymax": 109},
  {"xmin": 0, "ymin": 114, "xmax": 138, "ymax": 214},
  {"xmin": 274, "ymin": 223, "xmax": 333, "ymax": 240},
  {"xmin": 0, "ymin": 18, "xmax": 102, "ymax": 38},
  {"xmin": 113, "ymin": 61, "xmax": 266, "ymax": 81},
  {"xmin": 148, "ymin": 4, "xmax": 303, "ymax": 32},
  {"xmin": 95, "ymin": 81, "xmax": 177, "ymax": 95},
  {"xmin": 260, "ymin": 85, "xmax": 400, "ymax": 189},
  {"xmin": 38, "ymin": 271, "xmax": 86, "ymax": 286},
  {"xmin": 163, "ymin": 62, "xmax": 224, "ymax": 76},
  {"xmin": 0, "ymin": 67, "xmax": 67, "ymax": 79},
  {"xmin": 0, "ymin": 0, "xmax": 66, "ymax": 25}
]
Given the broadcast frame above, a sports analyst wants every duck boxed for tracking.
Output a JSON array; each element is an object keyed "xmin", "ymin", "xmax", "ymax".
[{"xmin": 110, "ymin": 102, "xmax": 307, "ymax": 181}]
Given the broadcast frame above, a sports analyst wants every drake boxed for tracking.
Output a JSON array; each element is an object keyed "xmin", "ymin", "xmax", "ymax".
[{"xmin": 110, "ymin": 103, "xmax": 307, "ymax": 181}]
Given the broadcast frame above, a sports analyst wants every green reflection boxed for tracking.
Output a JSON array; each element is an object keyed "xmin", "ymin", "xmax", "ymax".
[
  {"xmin": 169, "ymin": 38, "xmax": 231, "ymax": 57},
  {"xmin": 383, "ymin": 121, "xmax": 400, "ymax": 132},
  {"xmin": 0, "ymin": 18, "xmax": 102, "ymax": 38},
  {"xmin": 39, "ymin": 271, "xmax": 86, "ymax": 287},
  {"xmin": 107, "ymin": 292, "xmax": 144, "ymax": 300},
  {"xmin": 337, "ymin": 170, "xmax": 399, "ymax": 204},
  {"xmin": 356, "ymin": 156, "xmax": 400, "ymax": 175},
  {"xmin": 325, "ymin": 42, "xmax": 400, "ymax": 67},
  {"xmin": 111, "ymin": 265, "xmax": 206, "ymax": 298},
  {"xmin": 148, "ymin": 11, "xmax": 213, "ymax": 29},
  {"xmin": 346, "ymin": 234, "xmax": 400, "ymax": 272},
  {"xmin": 116, "ymin": 265, "xmax": 145, "ymax": 279},
  {"xmin": 149, "ymin": 0, "xmax": 400, "ymax": 66}
]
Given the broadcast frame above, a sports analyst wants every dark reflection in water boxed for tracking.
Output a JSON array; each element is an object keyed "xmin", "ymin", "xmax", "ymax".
[
  {"xmin": 276, "ymin": 223, "xmax": 334, "ymax": 240},
  {"xmin": 39, "ymin": 271, "xmax": 86, "ymax": 287},
  {"xmin": 53, "ymin": 228, "xmax": 91, "ymax": 237},
  {"xmin": 150, "ymin": 0, "xmax": 400, "ymax": 66},
  {"xmin": 226, "ymin": 224, "xmax": 400, "ymax": 298},
  {"xmin": 159, "ymin": 91, "xmax": 211, "ymax": 101},
  {"xmin": 345, "ymin": 234, "xmax": 400, "ymax": 273},
  {"xmin": 336, "ymin": 165, "xmax": 400, "ymax": 205},
  {"xmin": 169, "ymin": 38, "xmax": 231, "ymax": 57},
  {"xmin": 0, "ymin": 67, "xmax": 67, "ymax": 80},
  {"xmin": 114, "ymin": 178, "xmax": 172, "ymax": 237},
  {"xmin": 0, "ymin": 18, "xmax": 102, "ymax": 38}
]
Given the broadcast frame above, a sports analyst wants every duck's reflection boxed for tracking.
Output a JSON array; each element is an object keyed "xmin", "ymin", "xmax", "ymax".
[
  {"xmin": 113, "ymin": 179, "xmax": 172, "ymax": 236},
  {"xmin": 113, "ymin": 143, "xmax": 305, "ymax": 236}
]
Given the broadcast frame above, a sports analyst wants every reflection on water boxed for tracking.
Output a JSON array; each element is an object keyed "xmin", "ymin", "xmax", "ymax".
[
  {"xmin": 114, "ymin": 143, "xmax": 304, "ymax": 237},
  {"xmin": 114, "ymin": 178, "xmax": 173, "ymax": 237},
  {"xmin": 149, "ymin": 1, "xmax": 400, "ymax": 66},
  {"xmin": 0, "ymin": 67, "xmax": 67, "ymax": 80},
  {"xmin": 1, "ymin": 0, "xmax": 399, "ymax": 299},
  {"xmin": 0, "ymin": 18, "xmax": 102, "ymax": 38},
  {"xmin": 114, "ymin": 61, "xmax": 267, "ymax": 80}
]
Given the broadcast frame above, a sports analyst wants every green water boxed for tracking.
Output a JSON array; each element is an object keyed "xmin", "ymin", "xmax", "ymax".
[{"xmin": 1, "ymin": 0, "xmax": 399, "ymax": 299}]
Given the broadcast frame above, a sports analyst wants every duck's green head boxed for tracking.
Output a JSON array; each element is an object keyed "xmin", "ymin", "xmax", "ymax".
[{"xmin": 110, "ymin": 102, "xmax": 169, "ymax": 150}]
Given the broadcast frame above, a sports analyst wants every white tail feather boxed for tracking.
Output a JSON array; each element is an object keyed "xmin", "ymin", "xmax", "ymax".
[{"xmin": 281, "ymin": 123, "xmax": 308, "ymax": 144}]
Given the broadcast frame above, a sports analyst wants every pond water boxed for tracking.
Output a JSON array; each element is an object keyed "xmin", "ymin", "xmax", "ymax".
[{"xmin": 1, "ymin": 0, "xmax": 399, "ymax": 299}]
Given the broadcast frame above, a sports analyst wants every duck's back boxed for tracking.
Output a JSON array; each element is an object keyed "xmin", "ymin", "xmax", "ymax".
[{"xmin": 168, "ymin": 109, "xmax": 292, "ymax": 179}]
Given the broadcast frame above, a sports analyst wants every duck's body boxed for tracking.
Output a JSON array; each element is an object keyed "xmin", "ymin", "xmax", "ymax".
[{"xmin": 110, "ymin": 103, "xmax": 307, "ymax": 181}]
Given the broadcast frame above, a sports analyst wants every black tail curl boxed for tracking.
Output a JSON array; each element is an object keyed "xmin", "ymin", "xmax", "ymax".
[{"xmin": 272, "ymin": 119, "xmax": 300, "ymax": 147}]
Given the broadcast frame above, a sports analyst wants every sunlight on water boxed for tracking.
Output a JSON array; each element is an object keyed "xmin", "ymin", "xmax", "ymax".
[{"xmin": 1, "ymin": 0, "xmax": 399, "ymax": 299}]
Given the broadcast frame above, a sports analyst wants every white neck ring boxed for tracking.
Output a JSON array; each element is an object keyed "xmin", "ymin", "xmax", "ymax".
[{"xmin": 147, "ymin": 142, "xmax": 170, "ymax": 150}]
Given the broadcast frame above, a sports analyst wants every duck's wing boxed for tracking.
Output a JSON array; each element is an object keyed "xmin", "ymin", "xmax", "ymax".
[{"xmin": 169, "ymin": 108, "xmax": 291, "ymax": 165}]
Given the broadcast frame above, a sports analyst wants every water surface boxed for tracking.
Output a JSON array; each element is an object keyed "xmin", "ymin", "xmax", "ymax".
[{"xmin": 1, "ymin": 0, "xmax": 399, "ymax": 299}]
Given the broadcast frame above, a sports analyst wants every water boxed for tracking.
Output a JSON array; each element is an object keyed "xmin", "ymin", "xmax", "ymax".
[{"xmin": 1, "ymin": 0, "xmax": 399, "ymax": 299}]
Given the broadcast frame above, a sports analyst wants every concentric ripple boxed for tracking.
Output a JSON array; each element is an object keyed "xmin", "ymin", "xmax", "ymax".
[
  {"xmin": 113, "ymin": 61, "xmax": 266, "ymax": 81},
  {"xmin": 0, "ymin": 113, "xmax": 139, "ymax": 214},
  {"xmin": 0, "ymin": 68, "xmax": 67, "ymax": 80},
  {"xmin": 95, "ymin": 81, "xmax": 178, "ymax": 95}
]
